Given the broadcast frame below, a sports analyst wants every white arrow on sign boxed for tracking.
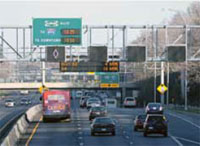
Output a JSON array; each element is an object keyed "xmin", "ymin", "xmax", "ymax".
[{"xmin": 53, "ymin": 49, "xmax": 59, "ymax": 59}]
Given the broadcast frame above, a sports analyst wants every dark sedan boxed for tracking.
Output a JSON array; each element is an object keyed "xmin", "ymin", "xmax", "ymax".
[
  {"xmin": 134, "ymin": 114, "xmax": 146, "ymax": 131},
  {"xmin": 89, "ymin": 106, "xmax": 107, "ymax": 121},
  {"xmin": 145, "ymin": 102, "xmax": 164, "ymax": 114},
  {"xmin": 91, "ymin": 117, "xmax": 116, "ymax": 136},
  {"xmin": 143, "ymin": 114, "xmax": 168, "ymax": 137}
]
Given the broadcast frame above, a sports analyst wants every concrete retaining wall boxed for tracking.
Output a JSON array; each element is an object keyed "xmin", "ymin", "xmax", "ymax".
[{"xmin": 1, "ymin": 104, "xmax": 42, "ymax": 146}]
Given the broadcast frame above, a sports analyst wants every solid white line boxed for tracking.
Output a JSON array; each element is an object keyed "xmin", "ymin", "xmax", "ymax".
[
  {"xmin": 167, "ymin": 113, "xmax": 200, "ymax": 129},
  {"xmin": 174, "ymin": 136, "xmax": 200, "ymax": 145},
  {"xmin": 170, "ymin": 135, "xmax": 183, "ymax": 146}
]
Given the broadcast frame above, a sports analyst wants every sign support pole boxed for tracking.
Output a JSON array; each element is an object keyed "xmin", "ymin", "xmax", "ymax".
[
  {"xmin": 161, "ymin": 62, "xmax": 164, "ymax": 105},
  {"xmin": 42, "ymin": 61, "xmax": 46, "ymax": 86}
]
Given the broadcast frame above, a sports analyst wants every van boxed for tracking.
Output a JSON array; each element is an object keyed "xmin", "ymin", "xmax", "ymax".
[
  {"xmin": 123, "ymin": 97, "xmax": 137, "ymax": 107},
  {"xmin": 106, "ymin": 98, "xmax": 117, "ymax": 108}
]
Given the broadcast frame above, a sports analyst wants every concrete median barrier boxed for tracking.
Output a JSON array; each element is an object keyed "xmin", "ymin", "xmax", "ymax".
[{"xmin": 1, "ymin": 104, "xmax": 42, "ymax": 146}]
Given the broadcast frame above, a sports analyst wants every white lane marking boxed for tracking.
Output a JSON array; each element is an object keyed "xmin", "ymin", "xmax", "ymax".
[
  {"xmin": 170, "ymin": 135, "xmax": 183, "ymax": 146},
  {"xmin": 78, "ymin": 137, "xmax": 83, "ymax": 140},
  {"xmin": 79, "ymin": 142, "xmax": 84, "ymax": 146},
  {"xmin": 78, "ymin": 127, "xmax": 82, "ymax": 130},
  {"xmin": 78, "ymin": 131, "xmax": 83, "ymax": 135},
  {"xmin": 167, "ymin": 113, "xmax": 200, "ymax": 129},
  {"xmin": 130, "ymin": 141, "xmax": 134, "ymax": 145},
  {"xmin": 125, "ymin": 136, "xmax": 129, "ymax": 139},
  {"xmin": 174, "ymin": 136, "xmax": 200, "ymax": 145}
]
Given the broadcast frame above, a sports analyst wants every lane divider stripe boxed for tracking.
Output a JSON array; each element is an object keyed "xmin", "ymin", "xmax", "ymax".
[{"xmin": 25, "ymin": 116, "xmax": 42, "ymax": 146}]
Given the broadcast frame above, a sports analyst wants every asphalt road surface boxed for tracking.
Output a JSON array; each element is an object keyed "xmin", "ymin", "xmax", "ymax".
[
  {"xmin": 18, "ymin": 98, "xmax": 200, "ymax": 146},
  {"xmin": 0, "ymin": 91, "xmax": 41, "ymax": 130}
]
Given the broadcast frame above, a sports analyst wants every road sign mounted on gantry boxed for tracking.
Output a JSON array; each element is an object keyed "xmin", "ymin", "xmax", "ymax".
[
  {"xmin": 46, "ymin": 46, "xmax": 65, "ymax": 62},
  {"xmin": 167, "ymin": 45, "xmax": 186, "ymax": 62},
  {"xmin": 33, "ymin": 18, "xmax": 82, "ymax": 46},
  {"xmin": 157, "ymin": 84, "xmax": 168, "ymax": 94},
  {"xmin": 98, "ymin": 72, "xmax": 120, "ymax": 88},
  {"xmin": 126, "ymin": 46, "xmax": 146, "ymax": 62}
]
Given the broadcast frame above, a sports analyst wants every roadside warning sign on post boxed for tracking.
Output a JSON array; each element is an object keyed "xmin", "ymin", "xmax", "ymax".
[{"xmin": 157, "ymin": 84, "xmax": 168, "ymax": 94}]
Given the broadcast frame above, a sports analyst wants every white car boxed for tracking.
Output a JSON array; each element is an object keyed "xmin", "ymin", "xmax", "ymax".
[
  {"xmin": 5, "ymin": 99, "xmax": 15, "ymax": 107},
  {"xmin": 86, "ymin": 98, "xmax": 101, "ymax": 109},
  {"xmin": 123, "ymin": 97, "xmax": 137, "ymax": 107}
]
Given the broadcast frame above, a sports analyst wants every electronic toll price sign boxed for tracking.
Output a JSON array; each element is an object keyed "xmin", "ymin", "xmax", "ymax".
[
  {"xmin": 103, "ymin": 61, "xmax": 119, "ymax": 72},
  {"xmin": 60, "ymin": 61, "xmax": 119, "ymax": 72},
  {"xmin": 33, "ymin": 18, "xmax": 82, "ymax": 46}
]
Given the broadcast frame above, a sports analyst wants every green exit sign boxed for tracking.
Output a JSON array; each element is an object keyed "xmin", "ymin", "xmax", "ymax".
[
  {"xmin": 33, "ymin": 18, "xmax": 82, "ymax": 46},
  {"xmin": 98, "ymin": 73, "xmax": 119, "ymax": 84}
]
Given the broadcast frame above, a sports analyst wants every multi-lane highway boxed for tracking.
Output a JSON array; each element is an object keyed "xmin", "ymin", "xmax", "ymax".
[
  {"xmin": 0, "ymin": 91, "xmax": 40, "ymax": 131},
  {"xmin": 18, "ymin": 98, "xmax": 200, "ymax": 146}
]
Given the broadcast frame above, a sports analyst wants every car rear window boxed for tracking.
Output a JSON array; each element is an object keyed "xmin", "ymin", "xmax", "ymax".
[
  {"xmin": 148, "ymin": 103, "xmax": 161, "ymax": 108},
  {"xmin": 95, "ymin": 118, "xmax": 113, "ymax": 124},
  {"xmin": 138, "ymin": 115, "xmax": 146, "ymax": 119},
  {"xmin": 148, "ymin": 116, "xmax": 165, "ymax": 122},
  {"xmin": 126, "ymin": 98, "xmax": 135, "ymax": 101},
  {"xmin": 92, "ymin": 107, "xmax": 106, "ymax": 112}
]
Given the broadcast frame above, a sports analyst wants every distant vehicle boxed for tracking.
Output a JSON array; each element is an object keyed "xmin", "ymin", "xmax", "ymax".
[
  {"xmin": 42, "ymin": 90, "xmax": 71, "ymax": 122},
  {"xmin": 143, "ymin": 114, "xmax": 168, "ymax": 137},
  {"xmin": 20, "ymin": 90, "xmax": 29, "ymax": 95},
  {"xmin": 20, "ymin": 98, "xmax": 29, "ymax": 105},
  {"xmin": 28, "ymin": 99, "xmax": 32, "ymax": 104},
  {"xmin": 123, "ymin": 97, "xmax": 137, "ymax": 107},
  {"xmin": 80, "ymin": 96, "xmax": 88, "ymax": 108},
  {"xmin": 5, "ymin": 99, "xmax": 15, "ymax": 107},
  {"xmin": 134, "ymin": 114, "xmax": 147, "ymax": 131},
  {"xmin": 106, "ymin": 98, "xmax": 117, "ymax": 108},
  {"xmin": 89, "ymin": 106, "xmax": 107, "ymax": 121},
  {"xmin": 145, "ymin": 103, "xmax": 164, "ymax": 114},
  {"xmin": 91, "ymin": 117, "xmax": 116, "ymax": 136},
  {"xmin": 76, "ymin": 91, "xmax": 83, "ymax": 98},
  {"xmin": 86, "ymin": 98, "xmax": 101, "ymax": 109}
]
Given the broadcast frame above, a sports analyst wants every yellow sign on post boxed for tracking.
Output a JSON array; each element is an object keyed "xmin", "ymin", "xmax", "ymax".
[
  {"xmin": 157, "ymin": 84, "xmax": 168, "ymax": 94},
  {"xmin": 38, "ymin": 85, "xmax": 48, "ymax": 94}
]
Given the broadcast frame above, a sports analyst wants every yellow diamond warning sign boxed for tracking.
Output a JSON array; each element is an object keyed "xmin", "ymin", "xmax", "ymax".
[{"xmin": 157, "ymin": 84, "xmax": 168, "ymax": 94}]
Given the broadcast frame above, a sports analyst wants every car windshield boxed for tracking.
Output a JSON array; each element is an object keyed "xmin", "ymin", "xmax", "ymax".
[
  {"xmin": 95, "ymin": 118, "xmax": 113, "ymax": 124},
  {"xmin": 88, "ymin": 98, "xmax": 99, "ymax": 102}
]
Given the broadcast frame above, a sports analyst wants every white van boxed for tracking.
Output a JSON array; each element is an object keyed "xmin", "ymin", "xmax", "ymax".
[
  {"xmin": 106, "ymin": 98, "xmax": 117, "ymax": 108},
  {"xmin": 123, "ymin": 97, "xmax": 137, "ymax": 107}
]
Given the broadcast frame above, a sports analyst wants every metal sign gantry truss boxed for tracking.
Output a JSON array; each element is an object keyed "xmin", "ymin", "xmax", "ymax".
[{"xmin": 0, "ymin": 25, "xmax": 200, "ymax": 62}]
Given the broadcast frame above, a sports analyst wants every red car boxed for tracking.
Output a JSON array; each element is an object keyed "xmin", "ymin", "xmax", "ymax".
[{"xmin": 134, "ymin": 114, "xmax": 146, "ymax": 131}]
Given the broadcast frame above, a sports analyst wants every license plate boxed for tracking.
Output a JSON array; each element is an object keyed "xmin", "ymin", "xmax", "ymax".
[
  {"xmin": 101, "ymin": 128, "xmax": 106, "ymax": 131},
  {"xmin": 96, "ymin": 112, "xmax": 100, "ymax": 115},
  {"xmin": 149, "ymin": 127, "xmax": 154, "ymax": 130}
]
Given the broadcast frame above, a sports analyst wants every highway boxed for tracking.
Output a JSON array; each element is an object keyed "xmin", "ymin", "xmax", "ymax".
[
  {"xmin": 0, "ymin": 91, "xmax": 40, "ymax": 131},
  {"xmin": 18, "ymin": 98, "xmax": 200, "ymax": 146}
]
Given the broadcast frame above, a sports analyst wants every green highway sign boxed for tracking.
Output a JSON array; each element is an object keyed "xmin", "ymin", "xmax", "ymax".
[
  {"xmin": 33, "ymin": 18, "xmax": 82, "ymax": 46},
  {"xmin": 99, "ymin": 73, "xmax": 119, "ymax": 84}
]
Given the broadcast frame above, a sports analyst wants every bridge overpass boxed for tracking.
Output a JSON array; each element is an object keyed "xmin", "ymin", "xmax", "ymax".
[{"xmin": 0, "ymin": 82, "xmax": 138, "ymax": 90}]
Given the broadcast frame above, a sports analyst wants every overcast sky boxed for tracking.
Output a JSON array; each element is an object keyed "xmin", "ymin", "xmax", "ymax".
[{"xmin": 0, "ymin": 1, "xmax": 192, "ymax": 26}]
